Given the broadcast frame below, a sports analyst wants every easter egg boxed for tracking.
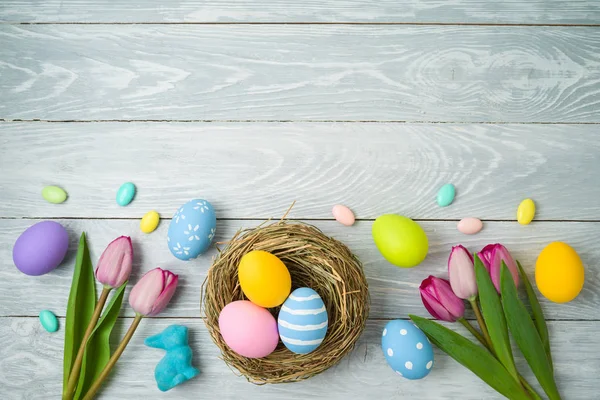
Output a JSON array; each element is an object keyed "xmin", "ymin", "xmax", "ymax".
[
  {"xmin": 457, "ymin": 217, "xmax": 483, "ymax": 235},
  {"xmin": 39, "ymin": 310, "xmax": 59, "ymax": 333},
  {"xmin": 167, "ymin": 199, "xmax": 216, "ymax": 260},
  {"xmin": 140, "ymin": 210, "xmax": 160, "ymax": 234},
  {"xmin": 332, "ymin": 204, "xmax": 355, "ymax": 226},
  {"xmin": 13, "ymin": 221, "xmax": 69, "ymax": 276},
  {"xmin": 116, "ymin": 182, "xmax": 136, "ymax": 206},
  {"xmin": 239, "ymin": 250, "xmax": 291, "ymax": 308},
  {"xmin": 535, "ymin": 242, "xmax": 584, "ymax": 303},
  {"xmin": 278, "ymin": 288, "xmax": 328, "ymax": 354},
  {"xmin": 517, "ymin": 198, "xmax": 536, "ymax": 225},
  {"xmin": 372, "ymin": 214, "xmax": 428, "ymax": 268},
  {"xmin": 42, "ymin": 185, "xmax": 68, "ymax": 204},
  {"xmin": 382, "ymin": 320, "xmax": 434, "ymax": 380},
  {"xmin": 436, "ymin": 183, "xmax": 455, "ymax": 207},
  {"xmin": 218, "ymin": 300, "xmax": 279, "ymax": 358}
]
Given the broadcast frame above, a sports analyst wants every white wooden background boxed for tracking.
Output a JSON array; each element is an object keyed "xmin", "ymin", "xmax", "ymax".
[{"xmin": 1, "ymin": 2, "xmax": 599, "ymax": 399}]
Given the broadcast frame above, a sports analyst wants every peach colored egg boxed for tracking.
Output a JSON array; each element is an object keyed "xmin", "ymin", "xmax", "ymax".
[
  {"xmin": 332, "ymin": 204, "xmax": 355, "ymax": 226},
  {"xmin": 457, "ymin": 218, "xmax": 483, "ymax": 235},
  {"xmin": 218, "ymin": 300, "xmax": 279, "ymax": 358}
]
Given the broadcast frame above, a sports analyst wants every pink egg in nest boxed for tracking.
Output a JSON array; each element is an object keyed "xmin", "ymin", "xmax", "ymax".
[{"xmin": 218, "ymin": 300, "xmax": 279, "ymax": 358}]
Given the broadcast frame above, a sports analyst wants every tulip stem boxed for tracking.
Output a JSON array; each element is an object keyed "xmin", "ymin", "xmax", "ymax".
[
  {"xmin": 469, "ymin": 299, "xmax": 493, "ymax": 349},
  {"xmin": 82, "ymin": 314, "xmax": 143, "ymax": 400},
  {"xmin": 459, "ymin": 318, "xmax": 488, "ymax": 347},
  {"xmin": 64, "ymin": 287, "xmax": 112, "ymax": 400}
]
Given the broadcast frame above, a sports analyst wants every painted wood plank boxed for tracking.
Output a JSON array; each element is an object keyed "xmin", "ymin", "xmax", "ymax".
[
  {"xmin": 0, "ymin": 317, "xmax": 597, "ymax": 399},
  {"xmin": 1, "ymin": 0, "xmax": 600, "ymax": 24},
  {"xmin": 1, "ymin": 218, "xmax": 598, "ymax": 319},
  {"xmin": 2, "ymin": 25, "xmax": 600, "ymax": 122},
  {"xmin": 1, "ymin": 122, "xmax": 599, "ymax": 220}
]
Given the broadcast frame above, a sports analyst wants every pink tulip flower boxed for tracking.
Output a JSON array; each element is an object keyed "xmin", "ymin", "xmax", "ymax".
[
  {"xmin": 419, "ymin": 276, "xmax": 465, "ymax": 322},
  {"xmin": 448, "ymin": 245, "xmax": 477, "ymax": 300},
  {"xmin": 95, "ymin": 236, "xmax": 133, "ymax": 288},
  {"xmin": 129, "ymin": 268, "xmax": 178, "ymax": 316},
  {"xmin": 477, "ymin": 244, "xmax": 519, "ymax": 293}
]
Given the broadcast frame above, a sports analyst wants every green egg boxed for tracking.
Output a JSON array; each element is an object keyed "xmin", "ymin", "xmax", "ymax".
[
  {"xmin": 372, "ymin": 214, "xmax": 428, "ymax": 268},
  {"xmin": 436, "ymin": 183, "xmax": 455, "ymax": 207},
  {"xmin": 42, "ymin": 186, "xmax": 68, "ymax": 204},
  {"xmin": 39, "ymin": 310, "xmax": 59, "ymax": 333}
]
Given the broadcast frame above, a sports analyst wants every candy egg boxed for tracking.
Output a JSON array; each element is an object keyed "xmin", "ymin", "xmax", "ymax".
[
  {"xmin": 167, "ymin": 199, "xmax": 216, "ymax": 260},
  {"xmin": 332, "ymin": 204, "xmax": 355, "ymax": 226},
  {"xmin": 218, "ymin": 300, "xmax": 279, "ymax": 358},
  {"xmin": 39, "ymin": 310, "xmax": 59, "ymax": 333},
  {"xmin": 457, "ymin": 217, "xmax": 483, "ymax": 235},
  {"xmin": 278, "ymin": 288, "xmax": 328, "ymax": 354},
  {"xmin": 42, "ymin": 185, "xmax": 68, "ymax": 204},
  {"xmin": 372, "ymin": 214, "xmax": 428, "ymax": 268},
  {"xmin": 517, "ymin": 198, "xmax": 536, "ymax": 225},
  {"xmin": 239, "ymin": 250, "xmax": 291, "ymax": 307},
  {"xmin": 116, "ymin": 182, "xmax": 136, "ymax": 206},
  {"xmin": 382, "ymin": 320, "xmax": 434, "ymax": 380},
  {"xmin": 140, "ymin": 210, "xmax": 160, "ymax": 233},
  {"xmin": 436, "ymin": 183, "xmax": 455, "ymax": 207},
  {"xmin": 13, "ymin": 221, "xmax": 69, "ymax": 276},
  {"xmin": 535, "ymin": 242, "xmax": 584, "ymax": 303}
]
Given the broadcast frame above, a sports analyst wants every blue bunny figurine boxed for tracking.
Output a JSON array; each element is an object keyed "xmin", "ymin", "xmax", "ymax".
[{"xmin": 144, "ymin": 325, "xmax": 200, "ymax": 391}]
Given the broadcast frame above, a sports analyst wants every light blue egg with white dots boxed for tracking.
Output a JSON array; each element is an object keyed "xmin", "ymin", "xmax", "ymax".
[
  {"xmin": 278, "ymin": 288, "xmax": 328, "ymax": 354},
  {"xmin": 167, "ymin": 199, "xmax": 216, "ymax": 261},
  {"xmin": 381, "ymin": 320, "xmax": 434, "ymax": 380}
]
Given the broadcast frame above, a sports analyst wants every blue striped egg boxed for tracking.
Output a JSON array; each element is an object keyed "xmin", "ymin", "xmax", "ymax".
[{"xmin": 277, "ymin": 288, "xmax": 328, "ymax": 354}]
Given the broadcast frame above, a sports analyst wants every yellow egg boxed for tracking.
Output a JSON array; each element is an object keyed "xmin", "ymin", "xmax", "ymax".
[
  {"xmin": 517, "ymin": 198, "xmax": 535, "ymax": 225},
  {"xmin": 535, "ymin": 242, "xmax": 584, "ymax": 303},
  {"xmin": 238, "ymin": 250, "xmax": 291, "ymax": 308},
  {"xmin": 140, "ymin": 210, "xmax": 160, "ymax": 233}
]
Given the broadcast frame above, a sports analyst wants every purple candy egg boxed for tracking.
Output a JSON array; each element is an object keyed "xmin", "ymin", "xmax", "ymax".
[{"xmin": 13, "ymin": 221, "xmax": 69, "ymax": 276}]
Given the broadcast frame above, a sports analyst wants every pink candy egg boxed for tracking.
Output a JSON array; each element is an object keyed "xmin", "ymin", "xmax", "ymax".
[
  {"xmin": 218, "ymin": 300, "xmax": 279, "ymax": 358},
  {"xmin": 457, "ymin": 217, "xmax": 483, "ymax": 235},
  {"xmin": 332, "ymin": 204, "xmax": 355, "ymax": 226}
]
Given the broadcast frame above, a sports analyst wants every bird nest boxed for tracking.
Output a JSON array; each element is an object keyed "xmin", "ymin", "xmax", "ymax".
[{"xmin": 202, "ymin": 219, "xmax": 369, "ymax": 384}]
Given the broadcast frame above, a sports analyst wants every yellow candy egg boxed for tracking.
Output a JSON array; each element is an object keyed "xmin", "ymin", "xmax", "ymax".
[
  {"xmin": 140, "ymin": 210, "xmax": 160, "ymax": 233},
  {"xmin": 239, "ymin": 250, "xmax": 291, "ymax": 308},
  {"xmin": 535, "ymin": 242, "xmax": 584, "ymax": 303},
  {"xmin": 517, "ymin": 198, "xmax": 535, "ymax": 225}
]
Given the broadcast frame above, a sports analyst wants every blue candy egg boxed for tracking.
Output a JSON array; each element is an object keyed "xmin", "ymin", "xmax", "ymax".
[
  {"xmin": 278, "ymin": 288, "xmax": 328, "ymax": 354},
  {"xmin": 381, "ymin": 320, "xmax": 434, "ymax": 380},
  {"xmin": 167, "ymin": 199, "xmax": 216, "ymax": 261}
]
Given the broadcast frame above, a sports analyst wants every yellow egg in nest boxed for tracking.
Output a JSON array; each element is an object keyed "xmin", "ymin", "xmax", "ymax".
[
  {"xmin": 238, "ymin": 250, "xmax": 291, "ymax": 308},
  {"xmin": 535, "ymin": 242, "xmax": 584, "ymax": 303}
]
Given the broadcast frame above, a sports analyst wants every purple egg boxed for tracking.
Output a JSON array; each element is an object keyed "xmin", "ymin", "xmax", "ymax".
[{"xmin": 13, "ymin": 221, "xmax": 69, "ymax": 276}]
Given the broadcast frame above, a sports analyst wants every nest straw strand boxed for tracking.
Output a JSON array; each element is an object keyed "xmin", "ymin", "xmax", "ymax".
[{"xmin": 202, "ymin": 220, "xmax": 369, "ymax": 384}]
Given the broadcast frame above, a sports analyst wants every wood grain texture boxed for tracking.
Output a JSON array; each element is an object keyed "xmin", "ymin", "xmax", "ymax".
[
  {"xmin": 1, "ymin": 122, "xmax": 600, "ymax": 220},
  {"xmin": 1, "ymin": 218, "xmax": 599, "ymax": 319},
  {"xmin": 2, "ymin": 25, "xmax": 600, "ymax": 122},
  {"xmin": 0, "ymin": 317, "xmax": 597, "ymax": 399},
  {"xmin": 1, "ymin": 0, "xmax": 600, "ymax": 24}
]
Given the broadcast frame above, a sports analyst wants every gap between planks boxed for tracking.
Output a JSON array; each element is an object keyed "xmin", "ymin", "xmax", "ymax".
[
  {"xmin": 3, "ymin": 119, "xmax": 600, "ymax": 125},
  {"xmin": 2, "ymin": 217, "xmax": 600, "ymax": 223},
  {"xmin": 2, "ymin": 22, "xmax": 600, "ymax": 27}
]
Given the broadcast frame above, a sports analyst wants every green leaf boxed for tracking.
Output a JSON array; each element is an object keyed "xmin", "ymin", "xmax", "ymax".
[
  {"xmin": 410, "ymin": 315, "xmax": 530, "ymax": 400},
  {"xmin": 63, "ymin": 233, "xmax": 97, "ymax": 394},
  {"xmin": 501, "ymin": 265, "xmax": 561, "ymax": 400},
  {"xmin": 74, "ymin": 282, "xmax": 127, "ymax": 400},
  {"xmin": 517, "ymin": 260, "xmax": 553, "ymax": 371},
  {"xmin": 475, "ymin": 258, "xmax": 519, "ymax": 380}
]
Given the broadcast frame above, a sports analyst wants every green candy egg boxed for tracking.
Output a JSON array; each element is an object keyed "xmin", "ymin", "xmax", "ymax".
[
  {"xmin": 42, "ymin": 186, "xmax": 68, "ymax": 204},
  {"xmin": 39, "ymin": 309, "xmax": 59, "ymax": 333},
  {"xmin": 372, "ymin": 214, "xmax": 428, "ymax": 268}
]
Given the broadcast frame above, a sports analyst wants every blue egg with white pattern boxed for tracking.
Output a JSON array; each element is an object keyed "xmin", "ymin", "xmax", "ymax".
[
  {"xmin": 381, "ymin": 320, "xmax": 434, "ymax": 380},
  {"xmin": 167, "ymin": 199, "xmax": 216, "ymax": 261},
  {"xmin": 277, "ymin": 288, "xmax": 328, "ymax": 354}
]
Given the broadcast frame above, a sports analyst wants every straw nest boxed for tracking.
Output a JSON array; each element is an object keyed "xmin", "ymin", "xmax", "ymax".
[{"xmin": 202, "ymin": 220, "xmax": 369, "ymax": 384}]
